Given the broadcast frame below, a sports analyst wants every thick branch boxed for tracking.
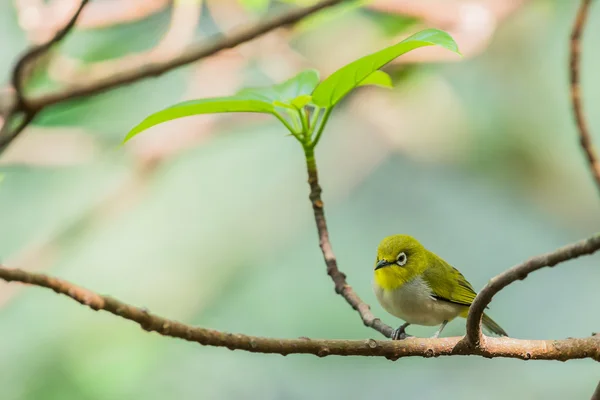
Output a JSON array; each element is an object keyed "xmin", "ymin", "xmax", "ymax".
[
  {"xmin": 25, "ymin": 0, "xmax": 346, "ymax": 112},
  {"xmin": 1, "ymin": 265, "xmax": 599, "ymax": 361},
  {"xmin": 466, "ymin": 234, "xmax": 600, "ymax": 346},
  {"xmin": 569, "ymin": 0, "xmax": 600, "ymax": 192},
  {"xmin": 304, "ymin": 148, "xmax": 394, "ymax": 338}
]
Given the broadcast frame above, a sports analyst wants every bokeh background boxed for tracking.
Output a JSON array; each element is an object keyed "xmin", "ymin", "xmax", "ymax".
[{"xmin": 1, "ymin": 0, "xmax": 599, "ymax": 399}]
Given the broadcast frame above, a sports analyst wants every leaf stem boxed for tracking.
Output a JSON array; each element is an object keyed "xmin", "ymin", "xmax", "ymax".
[
  {"xmin": 297, "ymin": 107, "xmax": 310, "ymax": 143},
  {"xmin": 309, "ymin": 108, "xmax": 332, "ymax": 149},
  {"xmin": 273, "ymin": 112, "xmax": 302, "ymax": 141}
]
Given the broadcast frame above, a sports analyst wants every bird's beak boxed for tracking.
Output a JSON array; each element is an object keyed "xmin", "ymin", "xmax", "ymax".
[{"xmin": 375, "ymin": 259, "xmax": 391, "ymax": 270}]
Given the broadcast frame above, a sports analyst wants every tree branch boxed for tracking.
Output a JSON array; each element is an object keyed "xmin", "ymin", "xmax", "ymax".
[
  {"xmin": 570, "ymin": 0, "xmax": 600, "ymax": 192},
  {"xmin": 0, "ymin": 0, "xmax": 90, "ymax": 151},
  {"xmin": 303, "ymin": 147, "xmax": 394, "ymax": 338},
  {"xmin": 1, "ymin": 265, "xmax": 599, "ymax": 361},
  {"xmin": 12, "ymin": 0, "xmax": 90, "ymax": 109},
  {"xmin": 0, "ymin": 0, "xmax": 346, "ymax": 153},
  {"xmin": 25, "ymin": 0, "xmax": 346, "ymax": 112},
  {"xmin": 465, "ymin": 234, "xmax": 600, "ymax": 346}
]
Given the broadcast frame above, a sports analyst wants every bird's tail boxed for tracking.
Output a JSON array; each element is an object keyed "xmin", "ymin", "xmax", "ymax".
[{"xmin": 482, "ymin": 313, "xmax": 508, "ymax": 337}]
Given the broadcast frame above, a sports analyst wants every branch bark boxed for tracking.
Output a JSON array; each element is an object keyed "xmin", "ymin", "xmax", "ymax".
[
  {"xmin": 1, "ymin": 265, "xmax": 599, "ymax": 361},
  {"xmin": 465, "ymin": 234, "xmax": 600, "ymax": 346},
  {"xmin": 570, "ymin": 0, "xmax": 600, "ymax": 192}
]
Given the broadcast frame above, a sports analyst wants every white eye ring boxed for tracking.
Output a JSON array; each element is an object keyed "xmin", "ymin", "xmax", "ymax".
[{"xmin": 396, "ymin": 252, "xmax": 407, "ymax": 266}]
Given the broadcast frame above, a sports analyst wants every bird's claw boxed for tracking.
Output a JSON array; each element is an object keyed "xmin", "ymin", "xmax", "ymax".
[{"xmin": 392, "ymin": 328, "xmax": 413, "ymax": 340}]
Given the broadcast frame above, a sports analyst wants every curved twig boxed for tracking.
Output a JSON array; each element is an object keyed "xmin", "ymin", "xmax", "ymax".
[
  {"xmin": 11, "ymin": 0, "xmax": 90, "ymax": 109},
  {"xmin": 570, "ymin": 0, "xmax": 600, "ymax": 192},
  {"xmin": 1, "ymin": 0, "xmax": 89, "ymax": 152},
  {"xmin": 466, "ymin": 234, "xmax": 600, "ymax": 346},
  {"xmin": 1, "ymin": 265, "xmax": 599, "ymax": 361},
  {"xmin": 303, "ymin": 148, "xmax": 394, "ymax": 338}
]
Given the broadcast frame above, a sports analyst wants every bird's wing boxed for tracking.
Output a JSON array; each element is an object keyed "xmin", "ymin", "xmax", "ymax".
[{"xmin": 422, "ymin": 253, "xmax": 477, "ymax": 306}]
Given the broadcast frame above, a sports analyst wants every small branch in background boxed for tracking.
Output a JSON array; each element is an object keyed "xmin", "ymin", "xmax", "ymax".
[
  {"xmin": 26, "ymin": 0, "xmax": 347, "ymax": 111},
  {"xmin": 11, "ymin": 0, "xmax": 90, "ymax": 109},
  {"xmin": 0, "ymin": 0, "xmax": 90, "ymax": 152},
  {"xmin": 0, "ymin": 0, "xmax": 347, "ymax": 154},
  {"xmin": 303, "ymin": 148, "xmax": 394, "ymax": 338},
  {"xmin": 14, "ymin": 0, "xmax": 168, "ymax": 43},
  {"xmin": 1, "ymin": 265, "xmax": 599, "ymax": 361},
  {"xmin": 208, "ymin": 0, "xmax": 311, "ymax": 81},
  {"xmin": 570, "ymin": 0, "xmax": 600, "ymax": 193},
  {"xmin": 0, "ymin": 112, "xmax": 37, "ymax": 151},
  {"xmin": 465, "ymin": 234, "xmax": 600, "ymax": 346}
]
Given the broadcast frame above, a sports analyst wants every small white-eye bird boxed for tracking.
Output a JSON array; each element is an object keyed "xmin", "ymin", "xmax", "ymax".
[{"xmin": 373, "ymin": 234, "xmax": 507, "ymax": 339}]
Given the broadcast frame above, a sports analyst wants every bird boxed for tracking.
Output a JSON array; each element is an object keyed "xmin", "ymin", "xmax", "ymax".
[{"xmin": 372, "ymin": 234, "xmax": 507, "ymax": 340}]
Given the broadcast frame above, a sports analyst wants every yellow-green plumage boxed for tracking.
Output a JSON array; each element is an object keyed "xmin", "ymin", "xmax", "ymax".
[{"xmin": 373, "ymin": 234, "xmax": 507, "ymax": 338}]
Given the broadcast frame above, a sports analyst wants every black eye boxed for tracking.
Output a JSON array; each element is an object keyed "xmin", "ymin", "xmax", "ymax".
[{"xmin": 396, "ymin": 252, "xmax": 407, "ymax": 266}]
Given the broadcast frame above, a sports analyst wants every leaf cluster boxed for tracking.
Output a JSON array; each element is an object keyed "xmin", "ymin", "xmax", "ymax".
[{"xmin": 124, "ymin": 29, "xmax": 460, "ymax": 150}]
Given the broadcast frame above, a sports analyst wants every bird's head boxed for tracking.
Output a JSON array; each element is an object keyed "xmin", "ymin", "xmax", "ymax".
[{"xmin": 373, "ymin": 234, "xmax": 429, "ymax": 290}]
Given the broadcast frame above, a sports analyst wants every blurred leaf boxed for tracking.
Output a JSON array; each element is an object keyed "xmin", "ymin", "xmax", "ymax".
[
  {"xmin": 311, "ymin": 29, "xmax": 460, "ymax": 108},
  {"xmin": 360, "ymin": 9, "xmax": 418, "ymax": 37},
  {"xmin": 357, "ymin": 70, "xmax": 393, "ymax": 89},
  {"xmin": 60, "ymin": 9, "xmax": 172, "ymax": 62}
]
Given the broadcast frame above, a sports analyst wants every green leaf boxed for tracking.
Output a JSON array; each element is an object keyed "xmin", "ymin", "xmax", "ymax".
[
  {"xmin": 124, "ymin": 70, "xmax": 321, "ymax": 142},
  {"xmin": 238, "ymin": 0, "xmax": 271, "ymax": 12},
  {"xmin": 239, "ymin": 69, "xmax": 320, "ymax": 104},
  {"xmin": 124, "ymin": 96, "xmax": 275, "ymax": 142},
  {"xmin": 311, "ymin": 29, "xmax": 460, "ymax": 108},
  {"xmin": 358, "ymin": 70, "xmax": 393, "ymax": 89},
  {"xmin": 291, "ymin": 95, "xmax": 312, "ymax": 109}
]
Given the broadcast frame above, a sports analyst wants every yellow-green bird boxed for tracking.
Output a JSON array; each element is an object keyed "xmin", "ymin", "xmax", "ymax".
[{"xmin": 373, "ymin": 234, "xmax": 507, "ymax": 340}]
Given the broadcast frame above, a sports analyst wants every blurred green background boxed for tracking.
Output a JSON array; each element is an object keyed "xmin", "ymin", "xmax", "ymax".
[{"xmin": 1, "ymin": 0, "xmax": 599, "ymax": 399}]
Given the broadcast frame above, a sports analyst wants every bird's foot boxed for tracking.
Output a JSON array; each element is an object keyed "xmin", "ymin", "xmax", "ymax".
[
  {"xmin": 392, "ymin": 331, "xmax": 413, "ymax": 340},
  {"xmin": 392, "ymin": 323, "xmax": 413, "ymax": 340}
]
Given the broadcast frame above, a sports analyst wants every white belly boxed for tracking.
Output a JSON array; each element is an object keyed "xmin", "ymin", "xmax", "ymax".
[{"xmin": 373, "ymin": 276, "xmax": 463, "ymax": 326}]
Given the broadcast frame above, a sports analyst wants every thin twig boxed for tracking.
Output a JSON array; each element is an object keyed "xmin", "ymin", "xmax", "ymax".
[
  {"xmin": 25, "ymin": 0, "xmax": 346, "ymax": 112},
  {"xmin": 465, "ymin": 234, "xmax": 600, "ymax": 346},
  {"xmin": 11, "ymin": 0, "xmax": 90, "ymax": 109},
  {"xmin": 303, "ymin": 147, "xmax": 394, "ymax": 338},
  {"xmin": 1, "ymin": 265, "xmax": 599, "ymax": 361},
  {"xmin": 1, "ymin": 0, "xmax": 89, "ymax": 152},
  {"xmin": 570, "ymin": 0, "xmax": 600, "ymax": 192},
  {"xmin": 0, "ymin": 112, "xmax": 37, "ymax": 151}
]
